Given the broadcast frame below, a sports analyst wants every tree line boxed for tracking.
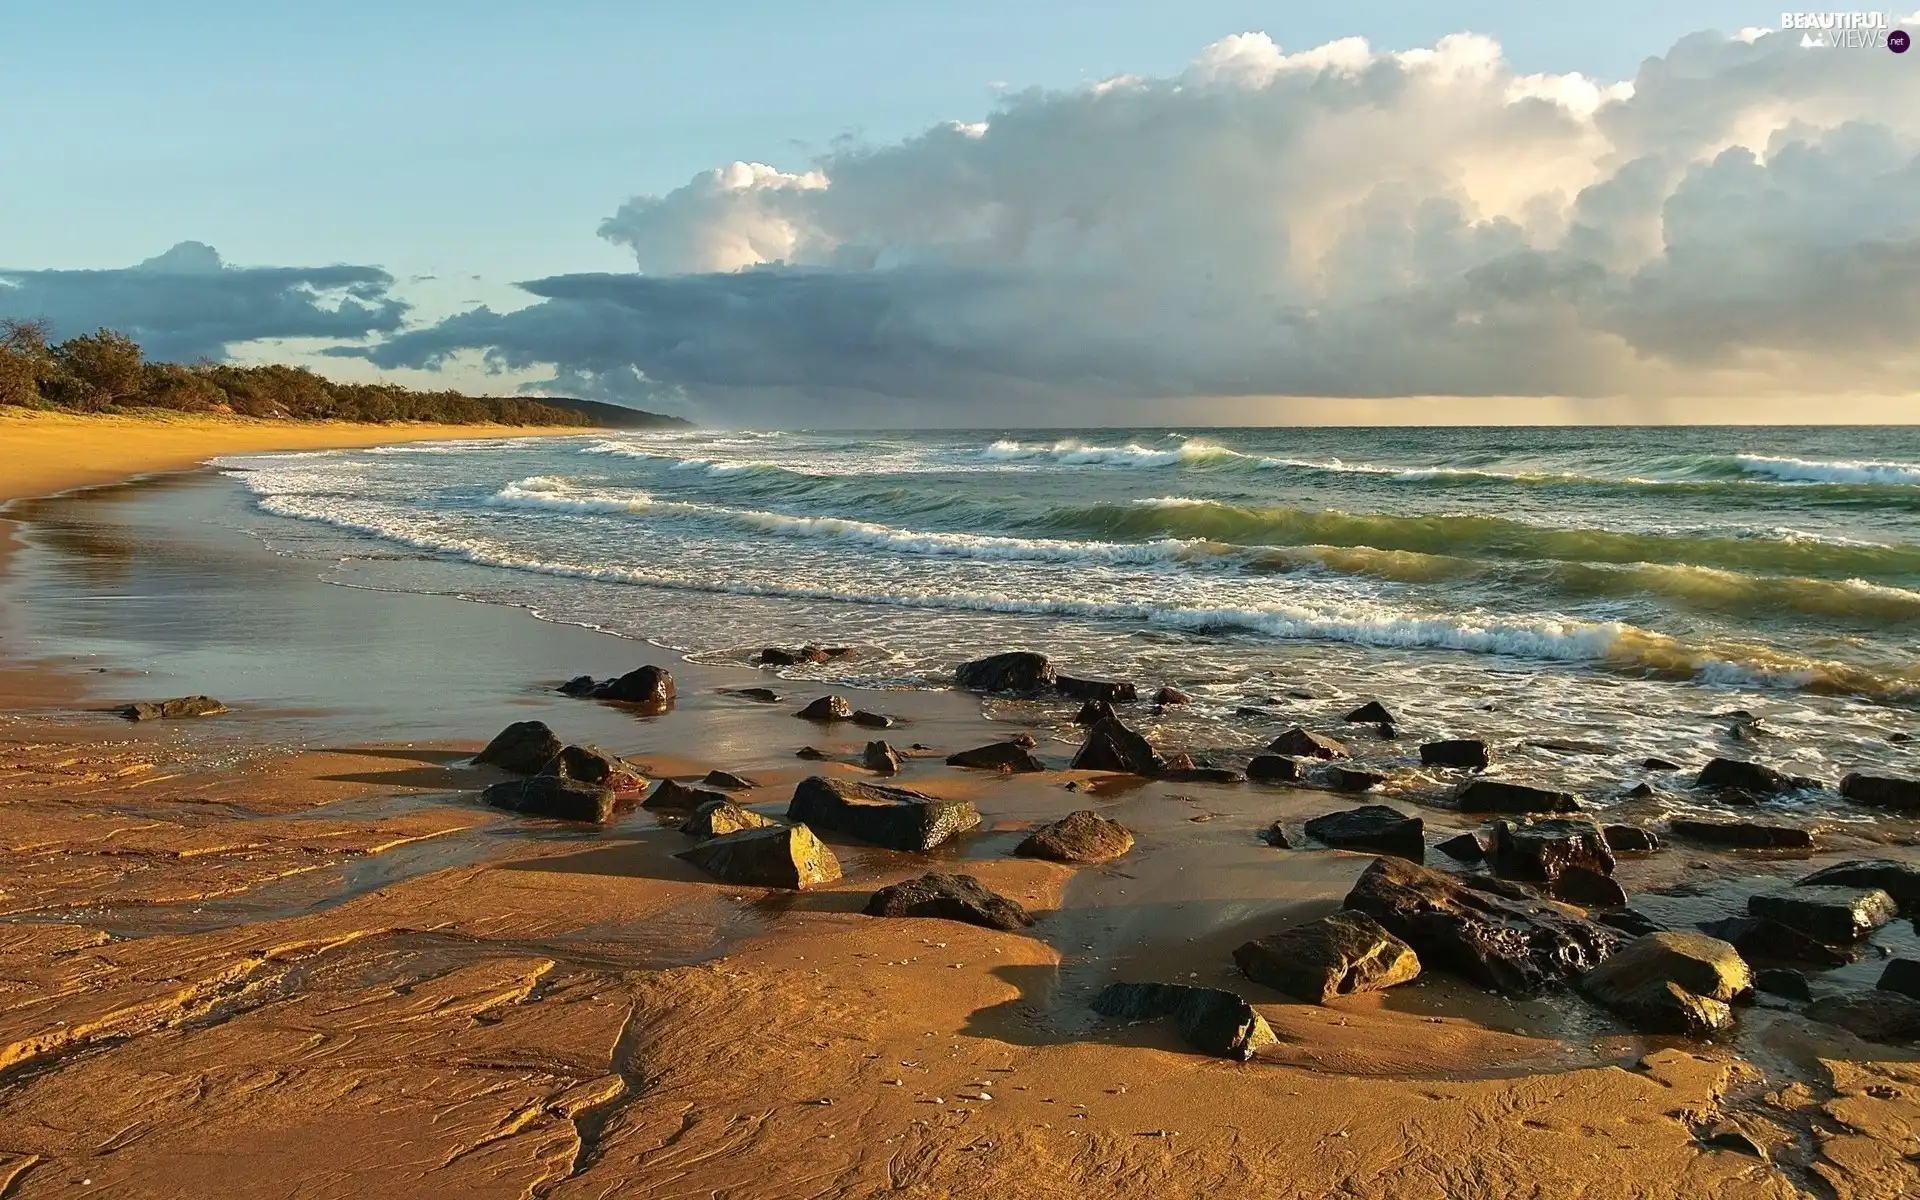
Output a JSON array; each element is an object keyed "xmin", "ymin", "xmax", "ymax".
[{"xmin": 0, "ymin": 320, "xmax": 600, "ymax": 426}]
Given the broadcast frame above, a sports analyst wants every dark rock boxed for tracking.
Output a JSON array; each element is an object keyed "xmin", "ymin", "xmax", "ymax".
[
  {"xmin": 862, "ymin": 740, "xmax": 903, "ymax": 776},
  {"xmin": 121, "ymin": 695, "xmax": 229, "ymax": 721},
  {"xmin": 681, "ymin": 798, "xmax": 778, "ymax": 839},
  {"xmin": 1010, "ymin": 732, "xmax": 1038, "ymax": 748},
  {"xmin": 1839, "ymin": 773, "xmax": 1920, "ymax": 813},
  {"xmin": 701, "ymin": 770, "xmax": 756, "ymax": 791},
  {"xmin": 795, "ymin": 746, "xmax": 829, "ymax": 760},
  {"xmin": 1376, "ymin": 724, "xmax": 1398, "ymax": 741},
  {"xmin": 1057, "ymin": 674, "xmax": 1137, "ymax": 703},
  {"xmin": 1728, "ymin": 721, "xmax": 1765, "ymax": 744},
  {"xmin": 557, "ymin": 675, "xmax": 597, "ymax": 697},
  {"xmin": 851, "ymin": 711, "xmax": 895, "ymax": 729},
  {"xmin": 1554, "ymin": 866, "xmax": 1628, "ymax": 908},
  {"xmin": 473, "ymin": 720, "xmax": 564, "ymax": 775},
  {"xmin": 1603, "ymin": 824, "xmax": 1661, "ymax": 854},
  {"xmin": 481, "ymin": 775, "xmax": 615, "ymax": 824},
  {"xmin": 1528, "ymin": 738, "xmax": 1615, "ymax": 756},
  {"xmin": 1578, "ymin": 932, "xmax": 1751, "ymax": 1035},
  {"xmin": 1090, "ymin": 983, "xmax": 1277, "ymax": 1061},
  {"xmin": 1622, "ymin": 782, "xmax": 1654, "ymax": 799},
  {"xmin": 1721, "ymin": 709, "xmax": 1757, "ymax": 722},
  {"xmin": 954, "ymin": 651, "xmax": 1055, "ymax": 694},
  {"xmin": 1696, "ymin": 757, "xmax": 1792, "ymax": 795},
  {"xmin": 1344, "ymin": 700, "xmax": 1396, "ymax": 725},
  {"xmin": 946, "ymin": 741, "xmax": 1044, "ymax": 772},
  {"xmin": 1436, "ymin": 832, "xmax": 1486, "ymax": 863},
  {"xmin": 1246, "ymin": 755, "xmax": 1304, "ymax": 783},
  {"xmin": 787, "ymin": 775, "xmax": 980, "ymax": 851},
  {"xmin": 594, "ymin": 665, "xmax": 677, "ymax": 707},
  {"xmin": 1304, "ymin": 805, "xmax": 1424, "ymax": 861},
  {"xmin": 1890, "ymin": 732, "xmax": 1913, "ymax": 744},
  {"xmin": 1070, "ymin": 716, "xmax": 1164, "ymax": 775},
  {"xmin": 1877, "ymin": 958, "xmax": 1920, "ymax": 1001},
  {"xmin": 1755, "ymin": 968, "xmax": 1812, "ymax": 1001},
  {"xmin": 1342, "ymin": 856, "xmax": 1620, "ymax": 995},
  {"xmin": 1796, "ymin": 860, "xmax": 1920, "ymax": 914},
  {"xmin": 1073, "ymin": 698, "xmax": 1117, "ymax": 726},
  {"xmin": 1668, "ymin": 819, "xmax": 1816, "ymax": 850},
  {"xmin": 644, "ymin": 779, "xmax": 731, "ymax": 814},
  {"xmin": 1234, "ymin": 911, "xmax": 1421, "ymax": 1003},
  {"xmin": 1748, "ymin": 887, "xmax": 1896, "ymax": 943},
  {"xmin": 863, "ymin": 872, "xmax": 1032, "ymax": 931},
  {"xmin": 1162, "ymin": 766, "xmax": 1246, "ymax": 785},
  {"xmin": 1643, "ymin": 757, "xmax": 1680, "ymax": 771},
  {"xmin": 1153, "ymin": 686, "xmax": 1191, "ymax": 706},
  {"xmin": 1327, "ymin": 766, "xmax": 1385, "ymax": 793},
  {"xmin": 1455, "ymin": 779, "xmax": 1579, "ymax": 814},
  {"xmin": 1262, "ymin": 823, "xmax": 1294, "ymax": 849},
  {"xmin": 1234, "ymin": 705, "xmax": 1274, "ymax": 719},
  {"xmin": 1697, "ymin": 917, "xmax": 1852, "ymax": 968},
  {"xmin": 676, "ymin": 823, "xmax": 841, "ymax": 889},
  {"xmin": 1267, "ymin": 727, "xmax": 1349, "ymax": 760},
  {"xmin": 726, "ymin": 687, "xmax": 780, "ymax": 703},
  {"xmin": 756, "ymin": 646, "xmax": 810, "ymax": 666},
  {"xmin": 1488, "ymin": 818, "xmax": 1614, "ymax": 883},
  {"xmin": 1600, "ymin": 909, "xmax": 1665, "ymax": 939},
  {"xmin": 1015, "ymin": 810, "xmax": 1135, "ymax": 864},
  {"xmin": 1421, "ymin": 739, "xmax": 1490, "ymax": 770},
  {"xmin": 796, "ymin": 695, "xmax": 854, "ymax": 722},
  {"xmin": 541, "ymin": 745, "xmax": 646, "ymax": 793},
  {"xmin": 1805, "ymin": 991, "xmax": 1920, "ymax": 1043}
]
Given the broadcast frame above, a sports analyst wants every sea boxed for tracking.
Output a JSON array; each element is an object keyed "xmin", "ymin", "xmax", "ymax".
[{"xmin": 215, "ymin": 426, "xmax": 1920, "ymax": 821}]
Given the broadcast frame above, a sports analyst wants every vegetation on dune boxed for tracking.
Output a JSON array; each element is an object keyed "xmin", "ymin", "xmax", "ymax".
[{"xmin": 0, "ymin": 320, "xmax": 663, "ymax": 427}]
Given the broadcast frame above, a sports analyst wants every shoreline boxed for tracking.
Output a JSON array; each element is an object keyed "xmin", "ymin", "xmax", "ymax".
[{"xmin": 0, "ymin": 468, "xmax": 1917, "ymax": 1196}]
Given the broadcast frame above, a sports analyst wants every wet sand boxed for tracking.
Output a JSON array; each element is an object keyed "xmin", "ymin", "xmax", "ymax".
[{"xmin": 0, "ymin": 468, "xmax": 1916, "ymax": 1198}]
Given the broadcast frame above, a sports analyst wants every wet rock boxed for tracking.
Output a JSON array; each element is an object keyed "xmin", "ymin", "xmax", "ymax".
[
  {"xmin": 1375, "ymin": 724, "xmax": 1398, "ymax": 741},
  {"xmin": 1748, "ymin": 886, "xmax": 1896, "ymax": 943},
  {"xmin": 864, "ymin": 872, "xmax": 1032, "ymax": 931},
  {"xmin": 644, "ymin": 779, "xmax": 732, "ymax": 813},
  {"xmin": 1667, "ymin": 819, "xmax": 1815, "ymax": 850},
  {"xmin": 681, "ymin": 798, "xmax": 778, "ymax": 839},
  {"xmin": 1840, "ymin": 773, "xmax": 1920, "ymax": 813},
  {"xmin": 1267, "ymin": 727, "xmax": 1349, "ymax": 760},
  {"xmin": 1303, "ymin": 805, "xmax": 1424, "ymax": 861},
  {"xmin": 1621, "ymin": 782, "xmax": 1655, "ymax": 800},
  {"xmin": 676, "ymin": 823, "xmax": 842, "ymax": 889},
  {"xmin": 575, "ymin": 665, "xmax": 677, "ymax": 708},
  {"xmin": 1073, "ymin": 698, "xmax": 1117, "ymax": 726},
  {"xmin": 1153, "ymin": 686, "xmax": 1191, "ymax": 706},
  {"xmin": 1600, "ymin": 909, "xmax": 1665, "ymax": 939},
  {"xmin": 1554, "ymin": 866, "xmax": 1628, "ymax": 908},
  {"xmin": 1697, "ymin": 917, "xmax": 1852, "ymax": 968},
  {"xmin": 787, "ymin": 775, "xmax": 981, "ymax": 851},
  {"xmin": 1805, "ymin": 991, "xmax": 1920, "ymax": 1044},
  {"xmin": 1436, "ymin": 832, "xmax": 1486, "ymax": 863},
  {"xmin": 482, "ymin": 775, "xmax": 615, "ymax": 824},
  {"xmin": 1246, "ymin": 755, "xmax": 1304, "ymax": 783},
  {"xmin": 945, "ymin": 741, "xmax": 1044, "ymax": 772},
  {"xmin": 1162, "ymin": 766, "xmax": 1246, "ymax": 785},
  {"xmin": 1057, "ymin": 674, "xmax": 1137, "ymax": 703},
  {"xmin": 1010, "ymin": 732, "xmax": 1038, "ymax": 748},
  {"xmin": 1344, "ymin": 700, "xmax": 1396, "ymax": 725},
  {"xmin": 1878, "ymin": 958, "xmax": 1920, "ymax": 1001},
  {"xmin": 795, "ymin": 695, "xmax": 854, "ymax": 722},
  {"xmin": 1342, "ymin": 856, "xmax": 1620, "ymax": 995},
  {"xmin": 1262, "ymin": 823, "xmax": 1294, "ymax": 849},
  {"xmin": 756, "ymin": 646, "xmax": 811, "ymax": 666},
  {"xmin": 1643, "ymin": 757, "xmax": 1680, "ymax": 771},
  {"xmin": 541, "ymin": 745, "xmax": 646, "ymax": 793},
  {"xmin": 1327, "ymin": 766, "xmax": 1385, "ymax": 793},
  {"xmin": 1455, "ymin": 779, "xmax": 1579, "ymax": 814},
  {"xmin": 1728, "ymin": 721, "xmax": 1765, "ymax": 744},
  {"xmin": 726, "ymin": 687, "xmax": 780, "ymax": 703},
  {"xmin": 701, "ymin": 770, "xmax": 756, "ymax": 791},
  {"xmin": 1796, "ymin": 860, "xmax": 1920, "ymax": 914},
  {"xmin": 954, "ymin": 651, "xmax": 1055, "ymax": 694},
  {"xmin": 1578, "ymin": 932, "xmax": 1751, "ymax": 1035},
  {"xmin": 851, "ymin": 710, "xmax": 895, "ymax": 729},
  {"xmin": 1070, "ymin": 716, "xmax": 1164, "ymax": 775},
  {"xmin": 474, "ymin": 720, "xmax": 564, "ymax": 775},
  {"xmin": 1015, "ymin": 809, "xmax": 1135, "ymax": 864},
  {"xmin": 1529, "ymin": 738, "xmax": 1615, "ymax": 756},
  {"xmin": 1421, "ymin": 739, "xmax": 1490, "ymax": 770},
  {"xmin": 1754, "ymin": 968, "xmax": 1812, "ymax": 1002},
  {"xmin": 1603, "ymin": 824, "xmax": 1661, "ymax": 854},
  {"xmin": 1234, "ymin": 911, "xmax": 1420, "ymax": 1003},
  {"xmin": 557, "ymin": 675, "xmax": 597, "ymax": 696},
  {"xmin": 795, "ymin": 746, "xmax": 829, "ymax": 761},
  {"xmin": 862, "ymin": 740, "xmax": 903, "ymax": 776},
  {"xmin": 121, "ymin": 695, "xmax": 228, "ymax": 721},
  {"xmin": 1696, "ymin": 757, "xmax": 1792, "ymax": 795},
  {"xmin": 1488, "ymin": 818, "xmax": 1615, "ymax": 884},
  {"xmin": 1090, "ymin": 982, "xmax": 1277, "ymax": 1061}
]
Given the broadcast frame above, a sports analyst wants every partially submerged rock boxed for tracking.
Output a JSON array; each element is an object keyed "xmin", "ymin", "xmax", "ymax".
[
  {"xmin": 795, "ymin": 695, "xmax": 854, "ymax": 722},
  {"xmin": 795, "ymin": 746, "xmax": 829, "ymax": 761},
  {"xmin": 561, "ymin": 665, "xmax": 676, "ymax": 708},
  {"xmin": 1090, "ymin": 982, "xmax": 1277, "ymax": 1060},
  {"xmin": 787, "ymin": 775, "xmax": 981, "ymax": 851},
  {"xmin": 1015, "ymin": 809, "xmax": 1135, "ymax": 864},
  {"xmin": 1233, "ymin": 911, "xmax": 1420, "ymax": 1003},
  {"xmin": 1267, "ymin": 727, "xmax": 1349, "ymax": 761},
  {"xmin": 1696, "ymin": 757, "xmax": 1792, "ymax": 795},
  {"xmin": 954, "ymin": 651, "xmax": 1055, "ymax": 694},
  {"xmin": 1697, "ymin": 916, "xmax": 1851, "ymax": 968},
  {"xmin": 701, "ymin": 770, "xmax": 756, "ymax": 791},
  {"xmin": 1072, "ymin": 698, "xmax": 1117, "ymax": 726},
  {"xmin": 1668, "ymin": 819, "xmax": 1815, "ymax": 850},
  {"xmin": 862, "ymin": 740, "xmax": 903, "ymax": 776},
  {"xmin": 863, "ymin": 872, "xmax": 1032, "ymax": 931},
  {"xmin": 851, "ymin": 710, "xmax": 894, "ymax": 729},
  {"xmin": 1326, "ymin": 766, "xmax": 1385, "ymax": 793},
  {"xmin": 1162, "ymin": 765, "xmax": 1246, "ymax": 785},
  {"xmin": 1796, "ymin": 860, "xmax": 1920, "ymax": 914},
  {"xmin": 482, "ymin": 775, "xmax": 615, "ymax": 824},
  {"xmin": 1603, "ymin": 824, "xmax": 1661, "ymax": 854},
  {"xmin": 1421, "ymin": 738, "xmax": 1489, "ymax": 770},
  {"xmin": 121, "ymin": 695, "xmax": 228, "ymax": 721},
  {"xmin": 1436, "ymin": 832, "xmax": 1486, "ymax": 863},
  {"xmin": 682, "ymin": 798, "xmax": 778, "ymax": 839},
  {"xmin": 1748, "ymin": 886, "xmax": 1896, "ymax": 943},
  {"xmin": 1153, "ymin": 686, "xmax": 1191, "ymax": 706},
  {"xmin": 945, "ymin": 741, "xmax": 1044, "ymax": 772},
  {"xmin": 1070, "ymin": 716, "xmax": 1164, "ymax": 775},
  {"xmin": 1840, "ymin": 773, "xmax": 1920, "ymax": 813},
  {"xmin": 1455, "ymin": 779, "xmax": 1579, "ymax": 814},
  {"xmin": 474, "ymin": 720, "xmax": 563, "ymax": 775},
  {"xmin": 1488, "ymin": 818, "xmax": 1615, "ymax": 883},
  {"xmin": 1343, "ymin": 856, "xmax": 1620, "ymax": 995},
  {"xmin": 1344, "ymin": 700, "xmax": 1396, "ymax": 725},
  {"xmin": 1578, "ymin": 932, "xmax": 1751, "ymax": 1036},
  {"xmin": 676, "ymin": 823, "xmax": 842, "ymax": 889},
  {"xmin": 644, "ymin": 778, "xmax": 732, "ymax": 813},
  {"xmin": 726, "ymin": 687, "xmax": 780, "ymax": 703},
  {"xmin": 1303, "ymin": 805, "xmax": 1424, "ymax": 861},
  {"xmin": 1553, "ymin": 866, "xmax": 1628, "ymax": 909},
  {"xmin": 1877, "ymin": 958, "xmax": 1920, "ymax": 1001},
  {"xmin": 1057, "ymin": 674, "xmax": 1137, "ymax": 703},
  {"xmin": 1246, "ymin": 755, "xmax": 1304, "ymax": 783},
  {"xmin": 1805, "ymin": 991, "xmax": 1920, "ymax": 1044},
  {"xmin": 541, "ymin": 744, "xmax": 646, "ymax": 794}
]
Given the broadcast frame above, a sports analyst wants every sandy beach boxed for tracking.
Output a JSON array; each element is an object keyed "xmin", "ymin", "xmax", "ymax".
[{"xmin": 0, "ymin": 431, "xmax": 1916, "ymax": 1199}]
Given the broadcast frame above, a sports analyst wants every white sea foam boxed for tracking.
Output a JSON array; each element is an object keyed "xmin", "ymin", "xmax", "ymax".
[{"xmin": 1736, "ymin": 454, "xmax": 1920, "ymax": 486}]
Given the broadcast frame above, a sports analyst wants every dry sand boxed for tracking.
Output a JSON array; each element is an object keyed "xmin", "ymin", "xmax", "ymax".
[{"xmin": 0, "ymin": 445, "xmax": 1914, "ymax": 1198}]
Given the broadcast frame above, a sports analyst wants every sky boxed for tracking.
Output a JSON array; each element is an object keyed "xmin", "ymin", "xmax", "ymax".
[{"xmin": 2, "ymin": 1, "xmax": 1916, "ymax": 425}]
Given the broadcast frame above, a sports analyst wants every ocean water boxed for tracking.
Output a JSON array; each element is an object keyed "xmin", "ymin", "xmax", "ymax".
[{"xmin": 215, "ymin": 426, "xmax": 1920, "ymax": 818}]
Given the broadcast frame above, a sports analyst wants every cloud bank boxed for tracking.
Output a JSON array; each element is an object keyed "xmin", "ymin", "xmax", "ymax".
[{"xmin": 0, "ymin": 242, "xmax": 407, "ymax": 362}]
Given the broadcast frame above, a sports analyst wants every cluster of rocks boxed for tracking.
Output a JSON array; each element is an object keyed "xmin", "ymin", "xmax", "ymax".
[
  {"xmin": 755, "ymin": 643, "xmax": 854, "ymax": 667},
  {"xmin": 794, "ymin": 694, "xmax": 895, "ymax": 728},
  {"xmin": 473, "ymin": 719, "xmax": 650, "ymax": 825},
  {"xmin": 556, "ymin": 664, "xmax": 677, "ymax": 710}
]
